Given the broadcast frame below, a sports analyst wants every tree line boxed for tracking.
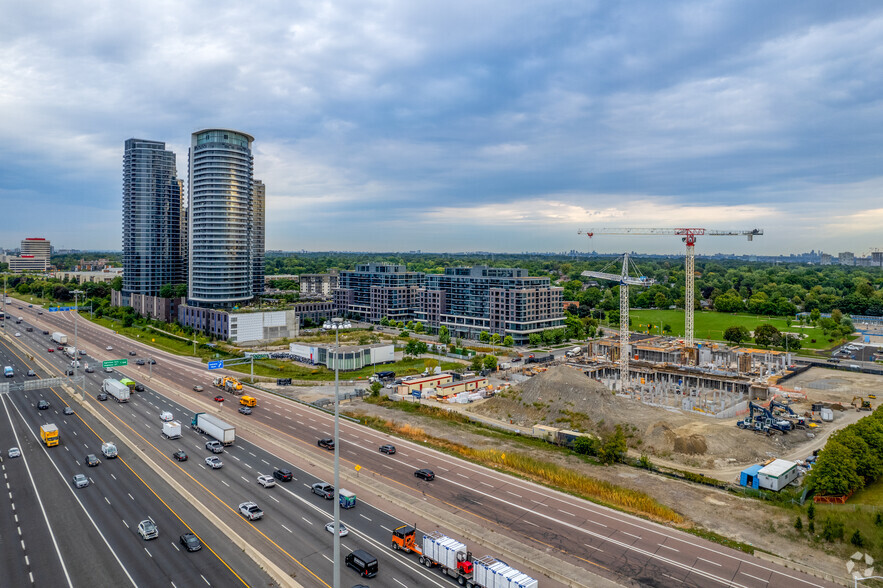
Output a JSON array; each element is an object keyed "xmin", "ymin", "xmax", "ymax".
[{"xmin": 807, "ymin": 406, "xmax": 883, "ymax": 497}]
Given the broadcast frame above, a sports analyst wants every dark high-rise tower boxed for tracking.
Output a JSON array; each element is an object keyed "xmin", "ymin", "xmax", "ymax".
[
  {"xmin": 122, "ymin": 139, "xmax": 185, "ymax": 302},
  {"xmin": 188, "ymin": 129, "xmax": 255, "ymax": 307}
]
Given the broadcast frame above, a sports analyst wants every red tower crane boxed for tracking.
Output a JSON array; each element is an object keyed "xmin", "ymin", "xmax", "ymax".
[{"xmin": 578, "ymin": 228, "xmax": 762, "ymax": 351}]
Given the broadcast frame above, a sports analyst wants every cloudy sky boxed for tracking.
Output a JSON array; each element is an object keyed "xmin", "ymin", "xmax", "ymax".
[{"xmin": 2, "ymin": 1, "xmax": 882, "ymax": 255}]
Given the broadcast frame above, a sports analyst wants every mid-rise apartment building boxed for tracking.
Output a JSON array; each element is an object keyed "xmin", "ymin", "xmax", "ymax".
[
  {"xmin": 299, "ymin": 272, "xmax": 339, "ymax": 297},
  {"xmin": 333, "ymin": 263, "xmax": 424, "ymax": 322},
  {"xmin": 9, "ymin": 237, "xmax": 52, "ymax": 272}
]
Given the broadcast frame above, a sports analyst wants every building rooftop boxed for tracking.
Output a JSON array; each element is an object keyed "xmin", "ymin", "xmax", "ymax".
[{"xmin": 758, "ymin": 459, "xmax": 797, "ymax": 477}]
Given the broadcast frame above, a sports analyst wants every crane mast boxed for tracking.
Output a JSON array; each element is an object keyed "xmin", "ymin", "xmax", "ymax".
[{"xmin": 578, "ymin": 228, "xmax": 761, "ymax": 359}]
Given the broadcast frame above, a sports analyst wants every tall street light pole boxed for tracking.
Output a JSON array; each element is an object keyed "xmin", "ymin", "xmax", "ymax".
[
  {"xmin": 72, "ymin": 290, "xmax": 84, "ymax": 392},
  {"xmin": 331, "ymin": 316, "xmax": 343, "ymax": 588}
]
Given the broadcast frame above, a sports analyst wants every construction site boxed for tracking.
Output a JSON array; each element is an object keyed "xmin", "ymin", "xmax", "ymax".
[{"xmin": 468, "ymin": 228, "xmax": 879, "ymax": 469}]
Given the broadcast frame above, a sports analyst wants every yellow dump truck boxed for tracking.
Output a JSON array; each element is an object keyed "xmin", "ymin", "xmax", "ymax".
[
  {"xmin": 40, "ymin": 424, "xmax": 59, "ymax": 447},
  {"xmin": 240, "ymin": 395, "xmax": 257, "ymax": 407},
  {"xmin": 213, "ymin": 376, "xmax": 243, "ymax": 394}
]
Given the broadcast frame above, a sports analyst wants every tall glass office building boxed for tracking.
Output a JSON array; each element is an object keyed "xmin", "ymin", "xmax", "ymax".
[
  {"xmin": 122, "ymin": 139, "xmax": 185, "ymax": 302},
  {"xmin": 188, "ymin": 129, "xmax": 255, "ymax": 307}
]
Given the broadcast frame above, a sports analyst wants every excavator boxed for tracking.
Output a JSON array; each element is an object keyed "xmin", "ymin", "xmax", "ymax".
[
  {"xmin": 769, "ymin": 400, "xmax": 808, "ymax": 429},
  {"xmin": 737, "ymin": 402, "xmax": 792, "ymax": 433},
  {"xmin": 852, "ymin": 396, "xmax": 872, "ymax": 412}
]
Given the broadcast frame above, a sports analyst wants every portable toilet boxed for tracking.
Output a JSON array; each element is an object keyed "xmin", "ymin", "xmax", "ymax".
[
  {"xmin": 339, "ymin": 489, "xmax": 356, "ymax": 509},
  {"xmin": 739, "ymin": 464, "xmax": 762, "ymax": 489}
]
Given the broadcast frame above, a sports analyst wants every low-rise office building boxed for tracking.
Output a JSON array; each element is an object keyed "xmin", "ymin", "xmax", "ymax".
[
  {"xmin": 288, "ymin": 342, "xmax": 394, "ymax": 371},
  {"xmin": 178, "ymin": 305, "xmax": 299, "ymax": 344}
]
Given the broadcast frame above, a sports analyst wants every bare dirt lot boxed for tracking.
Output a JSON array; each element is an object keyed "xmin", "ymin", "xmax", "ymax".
[{"xmin": 468, "ymin": 365, "xmax": 872, "ymax": 470}]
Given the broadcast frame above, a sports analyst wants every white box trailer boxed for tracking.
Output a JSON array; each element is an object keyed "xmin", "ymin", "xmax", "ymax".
[
  {"xmin": 191, "ymin": 413, "xmax": 235, "ymax": 445},
  {"xmin": 162, "ymin": 421, "xmax": 182, "ymax": 439},
  {"xmin": 472, "ymin": 556, "xmax": 500, "ymax": 587},
  {"xmin": 52, "ymin": 332, "xmax": 68, "ymax": 344},
  {"xmin": 103, "ymin": 378, "xmax": 130, "ymax": 403}
]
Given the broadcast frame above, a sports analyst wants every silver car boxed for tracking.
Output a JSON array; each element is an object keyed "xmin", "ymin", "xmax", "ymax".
[
  {"xmin": 72, "ymin": 474, "xmax": 89, "ymax": 488},
  {"xmin": 8, "ymin": 447, "xmax": 21, "ymax": 458},
  {"xmin": 204, "ymin": 456, "xmax": 223, "ymax": 469},
  {"xmin": 138, "ymin": 519, "xmax": 158, "ymax": 540},
  {"xmin": 257, "ymin": 475, "xmax": 276, "ymax": 488}
]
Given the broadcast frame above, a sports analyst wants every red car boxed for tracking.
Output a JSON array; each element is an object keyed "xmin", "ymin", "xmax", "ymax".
[
  {"xmin": 57, "ymin": 345, "xmax": 64, "ymax": 351},
  {"xmin": 48, "ymin": 348, "xmax": 54, "ymax": 352},
  {"xmin": 213, "ymin": 395, "xmax": 224, "ymax": 402}
]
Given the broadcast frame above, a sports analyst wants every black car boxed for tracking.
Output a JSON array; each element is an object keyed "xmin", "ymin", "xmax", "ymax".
[
  {"xmin": 128, "ymin": 351, "xmax": 137, "ymax": 356},
  {"xmin": 97, "ymin": 393, "xmax": 108, "ymax": 401},
  {"xmin": 42, "ymin": 330, "xmax": 49, "ymax": 335},
  {"xmin": 37, "ymin": 400, "xmax": 50, "ymax": 410},
  {"xmin": 179, "ymin": 533, "xmax": 202, "ymax": 552},
  {"xmin": 135, "ymin": 359, "xmax": 145, "ymax": 365},
  {"xmin": 148, "ymin": 359, "xmax": 156, "ymax": 365},
  {"xmin": 172, "ymin": 450, "xmax": 188, "ymax": 462},
  {"xmin": 65, "ymin": 369, "xmax": 74, "ymax": 376},
  {"xmin": 273, "ymin": 468, "xmax": 293, "ymax": 482},
  {"xmin": 26, "ymin": 327, "xmax": 33, "ymax": 332},
  {"xmin": 134, "ymin": 384, "xmax": 145, "ymax": 392},
  {"xmin": 379, "ymin": 444, "xmax": 396, "ymax": 455},
  {"xmin": 318, "ymin": 438, "xmax": 335, "ymax": 450},
  {"xmin": 414, "ymin": 468, "xmax": 435, "ymax": 481},
  {"xmin": 84, "ymin": 454, "xmax": 100, "ymax": 467}
]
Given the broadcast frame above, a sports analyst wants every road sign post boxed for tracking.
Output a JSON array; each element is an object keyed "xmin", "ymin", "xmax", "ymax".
[{"xmin": 102, "ymin": 359, "xmax": 128, "ymax": 368}]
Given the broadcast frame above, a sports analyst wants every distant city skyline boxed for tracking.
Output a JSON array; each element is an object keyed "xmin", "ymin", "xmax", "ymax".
[{"xmin": 3, "ymin": 3, "xmax": 883, "ymax": 254}]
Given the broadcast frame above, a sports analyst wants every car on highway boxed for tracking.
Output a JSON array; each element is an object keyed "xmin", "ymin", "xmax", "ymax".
[
  {"xmin": 63, "ymin": 406, "xmax": 74, "ymax": 415},
  {"xmin": 312, "ymin": 482, "xmax": 334, "ymax": 499},
  {"xmin": 47, "ymin": 347, "xmax": 54, "ymax": 353},
  {"xmin": 204, "ymin": 456, "xmax": 223, "ymax": 469},
  {"xmin": 137, "ymin": 519, "xmax": 158, "ymax": 540},
  {"xmin": 273, "ymin": 468, "xmax": 293, "ymax": 482},
  {"xmin": 324, "ymin": 521, "xmax": 349, "ymax": 536},
  {"xmin": 379, "ymin": 444, "xmax": 396, "ymax": 455},
  {"xmin": 14, "ymin": 332, "xmax": 21, "ymax": 337},
  {"xmin": 57, "ymin": 345, "xmax": 64, "ymax": 351},
  {"xmin": 85, "ymin": 454, "xmax": 100, "ymax": 467},
  {"xmin": 26, "ymin": 327, "xmax": 33, "ymax": 332},
  {"xmin": 238, "ymin": 501, "xmax": 263, "ymax": 521},
  {"xmin": 193, "ymin": 385, "xmax": 204, "ymax": 392},
  {"xmin": 135, "ymin": 359, "xmax": 145, "ymax": 365},
  {"xmin": 213, "ymin": 395, "xmax": 224, "ymax": 402},
  {"xmin": 148, "ymin": 359, "xmax": 156, "ymax": 365},
  {"xmin": 179, "ymin": 533, "xmax": 202, "ymax": 552},
  {"xmin": 414, "ymin": 468, "xmax": 435, "ymax": 481},
  {"xmin": 205, "ymin": 440, "xmax": 224, "ymax": 454},
  {"xmin": 128, "ymin": 351, "xmax": 136, "ymax": 356},
  {"xmin": 104, "ymin": 367, "xmax": 113, "ymax": 373},
  {"xmin": 238, "ymin": 406, "xmax": 252, "ymax": 415},
  {"xmin": 318, "ymin": 437, "xmax": 335, "ymax": 450},
  {"xmin": 85, "ymin": 366, "xmax": 94, "ymax": 373},
  {"xmin": 97, "ymin": 393, "xmax": 108, "ymax": 401},
  {"xmin": 134, "ymin": 383, "xmax": 145, "ymax": 392},
  {"xmin": 72, "ymin": 474, "xmax": 89, "ymax": 489},
  {"xmin": 8, "ymin": 447, "xmax": 20, "ymax": 458},
  {"xmin": 257, "ymin": 475, "xmax": 276, "ymax": 488},
  {"xmin": 79, "ymin": 350, "xmax": 87, "ymax": 356},
  {"xmin": 172, "ymin": 450, "xmax": 188, "ymax": 461},
  {"xmin": 105, "ymin": 346, "xmax": 113, "ymax": 351},
  {"xmin": 160, "ymin": 411, "xmax": 173, "ymax": 422},
  {"xmin": 27, "ymin": 369, "xmax": 36, "ymax": 377},
  {"xmin": 37, "ymin": 400, "xmax": 50, "ymax": 410},
  {"xmin": 42, "ymin": 329, "xmax": 48, "ymax": 334},
  {"xmin": 65, "ymin": 369, "xmax": 74, "ymax": 376}
]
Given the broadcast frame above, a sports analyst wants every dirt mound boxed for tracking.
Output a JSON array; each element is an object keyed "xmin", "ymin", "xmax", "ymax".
[
  {"xmin": 646, "ymin": 421, "xmax": 709, "ymax": 455},
  {"xmin": 518, "ymin": 365, "xmax": 615, "ymax": 411}
]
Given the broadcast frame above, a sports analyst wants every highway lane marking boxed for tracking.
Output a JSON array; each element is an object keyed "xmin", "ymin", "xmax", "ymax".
[
  {"xmin": 359, "ymin": 514, "xmax": 372, "ymax": 521},
  {"xmin": 111, "ymin": 473, "xmax": 116, "ymax": 480},
  {"xmin": 658, "ymin": 543, "xmax": 679, "ymax": 552},
  {"xmin": 268, "ymin": 495, "xmax": 279, "ymax": 503},
  {"xmin": 302, "ymin": 517, "xmax": 313, "ymax": 525},
  {"xmin": 506, "ymin": 491, "xmax": 522, "ymax": 498},
  {"xmin": 241, "ymin": 476, "xmax": 250, "ymax": 483},
  {"xmin": 261, "ymin": 459, "xmax": 269, "ymax": 465},
  {"xmin": 621, "ymin": 531, "xmax": 641, "ymax": 540},
  {"xmin": 480, "ymin": 481, "xmax": 494, "ymax": 487},
  {"xmin": 280, "ymin": 523, "xmax": 293, "ymax": 533},
  {"xmin": 322, "ymin": 554, "xmax": 332, "ymax": 563},
  {"xmin": 524, "ymin": 520, "xmax": 539, "ymax": 527},
  {"xmin": 201, "ymin": 574, "xmax": 210, "ymax": 585},
  {"xmin": 248, "ymin": 452, "xmax": 256, "ymax": 457},
  {"xmin": 104, "ymin": 496, "xmax": 111, "ymax": 505},
  {"xmin": 559, "ymin": 509, "xmax": 575, "ymax": 516},
  {"xmin": 739, "ymin": 572, "xmax": 769, "ymax": 584},
  {"xmin": 663, "ymin": 573, "xmax": 683, "ymax": 583},
  {"xmin": 381, "ymin": 525, "xmax": 392, "ymax": 532},
  {"xmin": 123, "ymin": 519, "xmax": 129, "ymax": 528},
  {"xmin": 393, "ymin": 579, "xmax": 408, "ymax": 588},
  {"xmin": 222, "ymin": 480, "xmax": 230, "ymax": 487},
  {"xmin": 172, "ymin": 542, "xmax": 180, "ymax": 552},
  {"xmin": 697, "ymin": 557, "xmax": 722, "ymax": 567},
  {"xmin": 584, "ymin": 543, "xmax": 603, "ymax": 552},
  {"xmin": 144, "ymin": 547, "xmax": 152, "ymax": 558}
]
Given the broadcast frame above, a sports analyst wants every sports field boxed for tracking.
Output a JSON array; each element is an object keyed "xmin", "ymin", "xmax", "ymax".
[{"xmin": 627, "ymin": 309, "xmax": 844, "ymax": 350}]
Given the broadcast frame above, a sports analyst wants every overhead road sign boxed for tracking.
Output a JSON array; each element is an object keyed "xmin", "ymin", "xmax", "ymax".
[
  {"xmin": 208, "ymin": 360, "xmax": 224, "ymax": 370},
  {"xmin": 102, "ymin": 359, "xmax": 128, "ymax": 368}
]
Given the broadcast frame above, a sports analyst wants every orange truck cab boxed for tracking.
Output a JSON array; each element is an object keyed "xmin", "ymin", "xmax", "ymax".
[{"xmin": 391, "ymin": 525, "xmax": 421, "ymax": 554}]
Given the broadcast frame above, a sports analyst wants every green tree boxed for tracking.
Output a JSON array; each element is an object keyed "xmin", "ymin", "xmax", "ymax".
[
  {"xmin": 158, "ymin": 284, "xmax": 175, "ymax": 298},
  {"xmin": 850, "ymin": 529, "xmax": 864, "ymax": 548},
  {"xmin": 654, "ymin": 292, "xmax": 667, "ymax": 309},
  {"xmin": 572, "ymin": 436, "xmax": 600, "ymax": 456},
  {"xmin": 794, "ymin": 516, "xmax": 803, "ymax": 531},
  {"xmin": 599, "ymin": 425, "xmax": 627, "ymax": 465},
  {"xmin": 470, "ymin": 354, "xmax": 484, "ymax": 371},
  {"xmin": 380, "ymin": 317, "xmax": 390, "ymax": 326},
  {"xmin": 528, "ymin": 333, "xmax": 543, "ymax": 347},
  {"xmin": 723, "ymin": 325, "xmax": 751, "ymax": 346},
  {"xmin": 479, "ymin": 331, "xmax": 490, "ymax": 343},
  {"xmin": 808, "ymin": 441, "xmax": 864, "ymax": 496},
  {"xmin": 368, "ymin": 381, "xmax": 383, "ymax": 397},
  {"xmin": 490, "ymin": 333, "xmax": 501, "ymax": 346},
  {"xmin": 809, "ymin": 308, "xmax": 820, "ymax": 323},
  {"xmin": 483, "ymin": 354, "xmax": 498, "ymax": 371},
  {"xmin": 753, "ymin": 324, "xmax": 781, "ymax": 347},
  {"xmin": 413, "ymin": 322, "xmax": 424, "ymax": 334},
  {"xmin": 174, "ymin": 283, "xmax": 187, "ymax": 298},
  {"xmin": 807, "ymin": 503, "xmax": 815, "ymax": 521},
  {"xmin": 782, "ymin": 334, "xmax": 802, "ymax": 351},
  {"xmin": 831, "ymin": 309, "xmax": 843, "ymax": 324},
  {"xmin": 438, "ymin": 326, "xmax": 451, "ymax": 345},
  {"xmin": 110, "ymin": 276, "xmax": 123, "ymax": 291},
  {"xmin": 502, "ymin": 335, "xmax": 514, "ymax": 347}
]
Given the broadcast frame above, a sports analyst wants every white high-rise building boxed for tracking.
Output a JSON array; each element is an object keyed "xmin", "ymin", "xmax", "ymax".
[{"xmin": 188, "ymin": 129, "xmax": 255, "ymax": 307}]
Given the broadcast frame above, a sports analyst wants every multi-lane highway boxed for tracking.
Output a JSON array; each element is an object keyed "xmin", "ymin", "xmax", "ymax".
[{"xmin": 5, "ymin": 303, "xmax": 843, "ymax": 588}]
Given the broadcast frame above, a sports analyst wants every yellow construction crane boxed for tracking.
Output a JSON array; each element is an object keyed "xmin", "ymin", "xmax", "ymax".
[{"xmin": 578, "ymin": 228, "xmax": 762, "ymax": 352}]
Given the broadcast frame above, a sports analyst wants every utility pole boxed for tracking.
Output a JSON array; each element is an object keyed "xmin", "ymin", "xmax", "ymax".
[
  {"xmin": 331, "ymin": 316, "xmax": 343, "ymax": 588},
  {"xmin": 72, "ymin": 290, "xmax": 84, "ymax": 395}
]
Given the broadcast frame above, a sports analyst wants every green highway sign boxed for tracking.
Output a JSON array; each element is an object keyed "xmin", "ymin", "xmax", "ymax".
[{"xmin": 102, "ymin": 359, "xmax": 128, "ymax": 368}]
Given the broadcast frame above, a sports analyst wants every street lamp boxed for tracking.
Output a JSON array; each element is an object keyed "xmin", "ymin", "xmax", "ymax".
[
  {"xmin": 72, "ymin": 290, "xmax": 84, "ymax": 396},
  {"xmin": 331, "ymin": 316, "xmax": 343, "ymax": 588}
]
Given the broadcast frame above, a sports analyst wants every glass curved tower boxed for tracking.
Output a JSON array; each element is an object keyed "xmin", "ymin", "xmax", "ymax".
[{"xmin": 188, "ymin": 129, "xmax": 255, "ymax": 307}]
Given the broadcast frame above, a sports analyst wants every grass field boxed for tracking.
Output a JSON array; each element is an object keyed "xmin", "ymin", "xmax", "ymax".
[
  {"xmin": 850, "ymin": 477, "xmax": 883, "ymax": 506},
  {"xmin": 627, "ymin": 309, "xmax": 846, "ymax": 350}
]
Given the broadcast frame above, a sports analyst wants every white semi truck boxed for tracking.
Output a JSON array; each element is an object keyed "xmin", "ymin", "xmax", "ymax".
[
  {"xmin": 191, "ymin": 413, "xmax": 235, "ymax": 446},
  {"xmin": 102, "ymin": 378, "xmax": 130, "ymax": 403},
  {"xmin": 52, "ymin": 332, "xmax": 68, "ymax": 345}
]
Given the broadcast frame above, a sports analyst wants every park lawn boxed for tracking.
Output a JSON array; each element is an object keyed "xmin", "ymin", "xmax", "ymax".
[
  {"xmin": 850, "ymin": 476, "xmax": 883, "ymax": 506},
  {"xmin": 5, "ymin": 291, "xmax": 54, "ymax": 308},
  {"xmin": 627, "ymin": 309, "xmax": 843, "ymax": 350}
]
